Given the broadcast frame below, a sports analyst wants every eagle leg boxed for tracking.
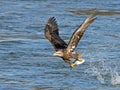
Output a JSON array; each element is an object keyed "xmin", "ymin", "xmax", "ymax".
[
  {"xmin": 76, "ymin": 58, "xmax": 84, "ymax": 62},
  {"xmin": 64, "ymin": 59, "xmax": 75, "ymax": 69},
  {"xmin": 70, "ymin": 63, "xmax": 76, "ymax": 69}
]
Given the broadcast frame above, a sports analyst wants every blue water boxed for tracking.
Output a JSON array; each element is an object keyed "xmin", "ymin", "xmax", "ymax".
[{"xmin": 0, "ymin": 0, "xmax": 120, "ymax": 90}]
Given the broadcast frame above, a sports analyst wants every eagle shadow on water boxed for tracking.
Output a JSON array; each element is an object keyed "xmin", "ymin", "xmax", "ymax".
[{"xmin": 44, "ymin": 14, "xmax": 96, "ymax": 69}]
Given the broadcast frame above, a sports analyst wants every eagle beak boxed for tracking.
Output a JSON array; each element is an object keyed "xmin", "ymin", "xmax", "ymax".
[{"xmin": 53, "ymin": 52, "xmax": 57, "ymax": 56}]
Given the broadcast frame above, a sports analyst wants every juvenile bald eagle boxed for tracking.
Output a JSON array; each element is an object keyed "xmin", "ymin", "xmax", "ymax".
[{"xmin": 44, "ymin": 14, "xmax": 96, "ymax": 68}]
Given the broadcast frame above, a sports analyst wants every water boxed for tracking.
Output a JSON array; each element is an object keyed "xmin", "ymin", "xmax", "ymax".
[{"xmin": 0, "ymin": 0, "xmax": 120, "ymax": 90}]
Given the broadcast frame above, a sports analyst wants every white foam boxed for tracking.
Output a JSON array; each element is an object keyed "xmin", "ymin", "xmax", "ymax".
[
  {"xmin": 89, "ymin": 60, "xmax": 120, "ymax": 85},
  {"xmin": 92, "ymin": 67, "xmax": 105, "ymax": 84},
  {"xmin": 111, "ymin": 68, "xmax": 120, "ymax": 85}
]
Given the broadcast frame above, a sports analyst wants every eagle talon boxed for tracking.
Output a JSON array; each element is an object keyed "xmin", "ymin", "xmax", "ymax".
[{"xmin": 70, "ymin": 63, "xmax": 75, "ymax": 69}]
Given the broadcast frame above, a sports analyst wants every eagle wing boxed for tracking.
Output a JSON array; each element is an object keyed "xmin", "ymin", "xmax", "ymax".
[
  {"xmin": 44, "ymin": 17, "xmax": 67, "ymax": 51},
  {"xmin": 66, "ymin": 14, "xmax": 96, "ymax": 52}
]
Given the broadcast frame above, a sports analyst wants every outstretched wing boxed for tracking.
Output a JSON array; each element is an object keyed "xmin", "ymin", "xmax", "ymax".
[
  {"xmin": 44, "ymin": 17, "xmax": 67, "ymax": 51},
  {"xmin": 66, "ymin": 14, "xmax": 96, "ymax": 52}
]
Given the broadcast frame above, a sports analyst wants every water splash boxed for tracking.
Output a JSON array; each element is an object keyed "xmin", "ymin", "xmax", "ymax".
[
  {"xmin": 92, "ymin": 66, "xmax": 105, "ymax": 84},
  {"xmin": 88, "ymin": 60, "xmax": 120, "ymax": 85},
  {"xmin": 111, "ymin": 67, "xmax": 120, "ymax": 85}
]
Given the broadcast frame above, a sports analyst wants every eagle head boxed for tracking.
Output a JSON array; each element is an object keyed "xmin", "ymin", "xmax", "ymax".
[{"xmin": 53, "ymin": 50, "xmax": 63, "ymax": 57}]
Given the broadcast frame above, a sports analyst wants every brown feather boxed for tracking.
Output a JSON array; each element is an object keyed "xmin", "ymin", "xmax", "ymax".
[
  {"xmin": 66, "ymin": 14, "xmax": 96, "ymax": 52},
  {"xmin": 44, "ymin": 17, "xmax": 67, "ymax": 51}
]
